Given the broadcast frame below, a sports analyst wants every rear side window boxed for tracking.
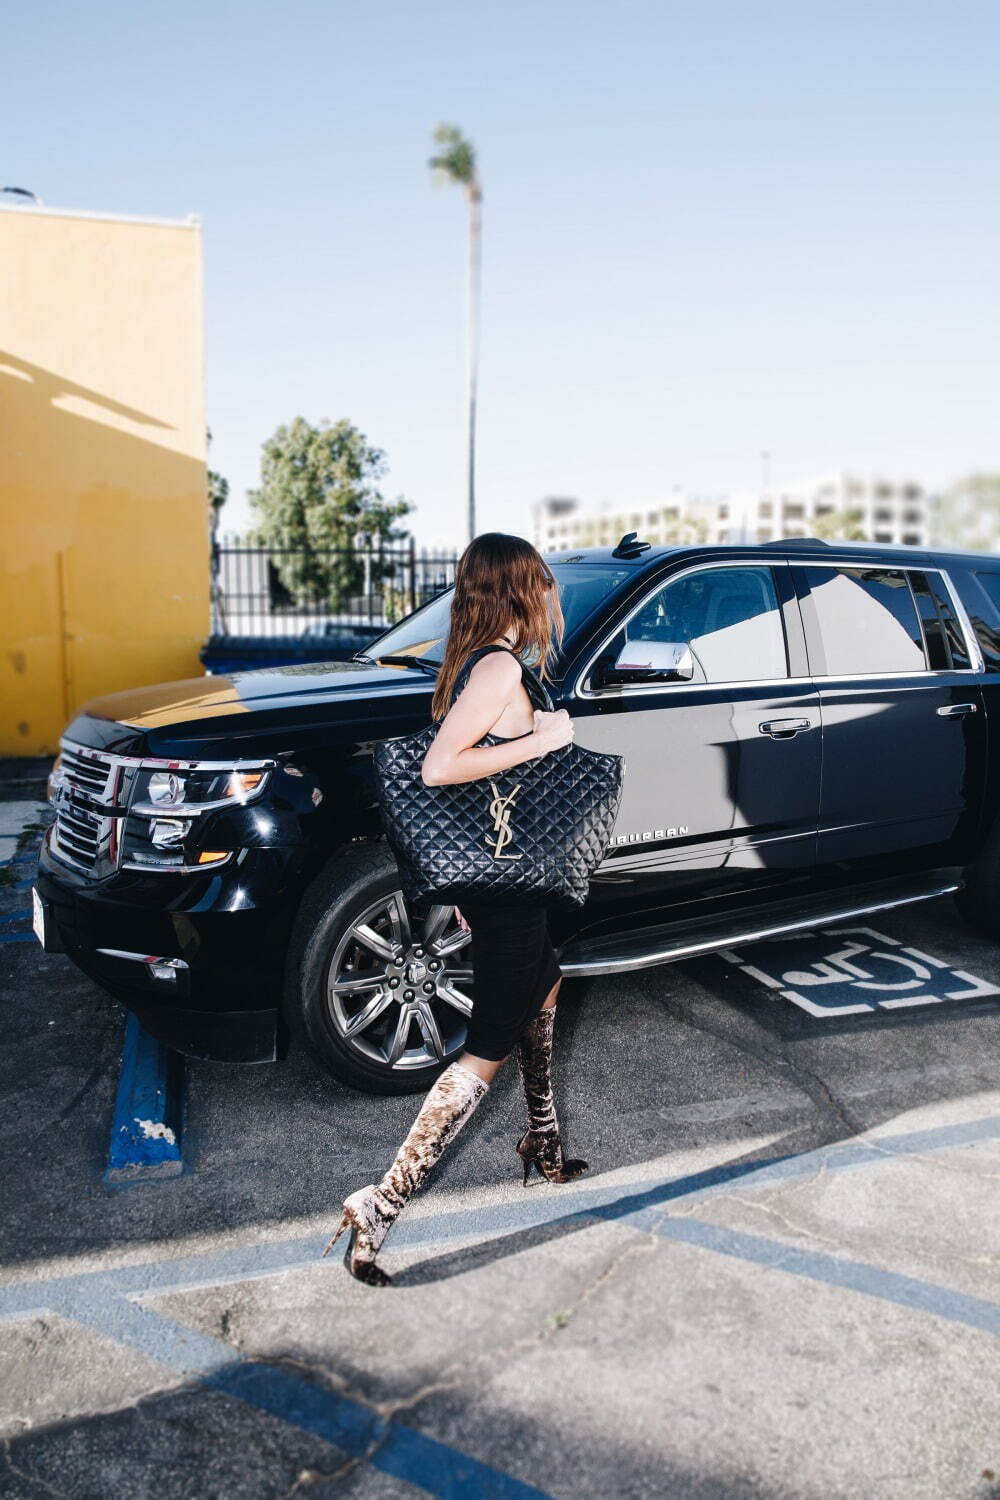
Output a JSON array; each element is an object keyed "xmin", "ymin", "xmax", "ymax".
[
  {"xmin": 971, "ymin": 572, "xmax": 1000, "ymax": 669},
  {"xmin": 908, "ymin": 572, "xmax": 951, "ymax": 669},
  {"xmin": 917, "ymin": 572, "xmax": 971, "ymax": 670},
  {"xmin": 797, "ymin": 566, "xmax": 926, "ymax": 675}
]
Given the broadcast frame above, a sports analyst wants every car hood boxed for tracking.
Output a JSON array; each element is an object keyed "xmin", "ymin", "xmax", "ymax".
[
  {"xmin": 62, "ymin": 660, "xmax": 437, "ymax": 756},
  {"xmin": 79, "ymin": 660, "xmax": 435, "ymax": 730}
]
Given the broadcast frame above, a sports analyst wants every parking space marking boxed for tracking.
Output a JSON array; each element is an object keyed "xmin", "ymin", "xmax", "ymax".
[
  {"xmin": 715, "ymin": 924, "xmax": 1000, "ymax": 1017},
  {"xmin": 19, "ymin": 1289, "xmax": 550, "ymax": 1498},
  {"xmin": 646, "ymin": 1218, "xmax": 1000, "ymax": 1338},
  {"xmin": 1, "ymin": 1112, "xmax": 996, "ymax": 1492},
  {"xmin": 0, "ymin": 909, "xmax": 31, "ymax": 927},
  {"xmin": 206, "ymin": 1362, "xmax": 550, "ymax": 1499},
  {"xmin": 3, "ymin": 1112, "xmax": 996, "ymax": 1326},
  {"xmin": 0, "ymin": 801, "xmax": 49, "ymax": 866}
]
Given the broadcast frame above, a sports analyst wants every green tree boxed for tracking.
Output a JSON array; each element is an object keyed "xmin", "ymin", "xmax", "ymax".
[
  {"xmin": 661, "ymin": 511, "xmax": 712, "ymax": 545},
  {"xmin": 247, "ymin": 417, "xmax": 413, "ymax": 611},
  {"xmin": 206, "ymin": 426, "xmax": 228, "ymax": 537},
  {"xmin": 429, "ymin": 123, "xmax": 482, "ymax": 545},
  {"xmin": 933, "ymin": 473, "xmax": 1000, "ymax": 550},
  {"xmin": 811, "ymin": 507, "xmax": 867, "ymax": 542},
  {"xmin": 209, "ymin": 468, "xmax": 229, "ymax": 519}
]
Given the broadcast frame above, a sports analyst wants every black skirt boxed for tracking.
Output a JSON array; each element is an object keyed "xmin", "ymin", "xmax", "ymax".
[{"xmin": 458, "ymin": 896, "xmax": 563, "ymax": 1061}]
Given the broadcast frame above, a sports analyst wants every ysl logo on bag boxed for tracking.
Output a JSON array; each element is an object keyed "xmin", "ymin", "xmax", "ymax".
[{"xmin": 485, "ymin": 781, "xmax": 523, "ymax": 860}]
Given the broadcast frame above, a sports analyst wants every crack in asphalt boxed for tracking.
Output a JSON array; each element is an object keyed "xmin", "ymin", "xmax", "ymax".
[{"xmin": 647, "ymin": 977, "xmax": 866, "ymax": 1140}]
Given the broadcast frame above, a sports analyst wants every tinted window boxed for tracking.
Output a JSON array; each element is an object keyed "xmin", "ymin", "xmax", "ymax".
[
  {"xmin": 908, "ymin": 572, "xmax": 950, "ymax": 670},
  {"xmin": 917, "ymin": 572, "xmax": 971, "ymax": 670},
  {"xmin": 366, "ymin": 560, "xmax": 635, "ymax": 666},
  {"xmin": 799, "ymin": 566, "xmax": 926, "ymax": 675},
  {"xmin": 596, "ymin": 565, "xmax": 788, "ymax": 685},
  {"xmin": 970, "ymin": 571, "xmax": 1000, "ymax": 669}
]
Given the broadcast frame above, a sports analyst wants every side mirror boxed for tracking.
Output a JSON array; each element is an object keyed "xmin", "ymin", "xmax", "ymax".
[{"xmin": 604, "ymin": 639, "xmax": 695, "ymax": 684}]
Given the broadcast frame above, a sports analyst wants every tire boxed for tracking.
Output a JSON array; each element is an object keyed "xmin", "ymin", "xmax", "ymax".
[
  {"xmin": 953, "ymin": 816, "xmax": 1000, "ymax": 938},
  {"xmin": 282, "ymin": 843, "xmax": 475, "ymax": 1094}
]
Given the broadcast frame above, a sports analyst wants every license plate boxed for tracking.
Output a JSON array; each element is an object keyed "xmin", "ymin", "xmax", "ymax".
[{"xmin": 31, "ymin": 887, "xmax": 46, "ymax": 948}]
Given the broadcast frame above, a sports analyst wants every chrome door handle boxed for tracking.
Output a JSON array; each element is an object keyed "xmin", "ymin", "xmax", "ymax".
[
  {"xmin": 758, "ymin": 717, "xmax": 814, "ymax": 737},
  {"xmin": 936, "ymin": 702, "xmax": 977, "ymax": 717}
]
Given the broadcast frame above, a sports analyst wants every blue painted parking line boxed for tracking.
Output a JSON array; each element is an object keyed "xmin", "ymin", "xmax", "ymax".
[
  {"xmin": 1, "ymin": 1113, "xmax": 996, "ymax": 1495},
  {"xmin": 209, "ymin": 1363, "xmax": 549, "ymax": 1498},
  {"xmin": 0, "ymin": 1114, "xmax": 993, "ymax": 1317},
  {"xmin": 19, "ymin": 1286, "xmax": 550, "ymax": 1497},
  {"xmin": 649, "ymin": 1218, "xmax": 1000, "ymax": 1338},
  {"xmin": 104, "ymin": 1012, "xmax": 185, "ymax": 1183},
  {"xmin": 0, "ymin": 908, "xmax": 31, "ymax": 926},
  {"xmin": 0, "ymin": 931, "xmax": 37, "ymax": 944}
]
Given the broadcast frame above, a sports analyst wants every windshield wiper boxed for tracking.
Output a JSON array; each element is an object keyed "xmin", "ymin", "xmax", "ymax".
[{"xmin": 375, "ymin": 654, "xmax": 440, "ymax": 675}]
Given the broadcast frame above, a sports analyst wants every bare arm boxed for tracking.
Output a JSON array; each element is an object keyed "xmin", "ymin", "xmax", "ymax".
[{"xmin": 421, "ymin": 652, "xmax": 573, "ymax": 787}]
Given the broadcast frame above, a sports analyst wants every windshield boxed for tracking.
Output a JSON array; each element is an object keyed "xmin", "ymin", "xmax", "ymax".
[{"xmin": 365, "ymin": 559, "xmax": 637, "ymax": 669}]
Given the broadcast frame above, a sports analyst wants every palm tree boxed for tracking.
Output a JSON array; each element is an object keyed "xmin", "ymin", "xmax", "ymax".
[{"xmin": 429, "ymin": 123, "xmax": 482, "ymax": 544}]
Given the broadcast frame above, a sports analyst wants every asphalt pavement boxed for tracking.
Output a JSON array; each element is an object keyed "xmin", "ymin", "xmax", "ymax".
[{"xmin": 1, "ymin": 756, "xmax": 998, "ymax": 1500}]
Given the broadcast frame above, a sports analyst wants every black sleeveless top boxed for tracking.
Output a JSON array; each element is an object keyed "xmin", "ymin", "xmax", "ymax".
[{"xmin": 448, "ymin": 644, "xmax": 538, "ymax": 739}]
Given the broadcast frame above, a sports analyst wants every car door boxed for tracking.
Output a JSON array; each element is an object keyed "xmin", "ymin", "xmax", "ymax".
[
  {"xmin": 569, "ymin": 559, "xmax": 822, "ymax": 919},
  {"xmin": 791, "ymin": 560, "xmax": 988, "ymax": 866}
]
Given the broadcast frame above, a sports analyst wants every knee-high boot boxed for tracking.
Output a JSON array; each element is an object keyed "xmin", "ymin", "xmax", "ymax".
[
  {"xmin": 515, "ymin": 1005, "xmax": 589, "ymax": 1184},
  {"xmin": 324, "ymin": 1059, "xmax": 489, "ymax": 1285}
]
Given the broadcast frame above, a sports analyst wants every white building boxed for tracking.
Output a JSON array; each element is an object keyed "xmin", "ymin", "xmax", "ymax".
[
  {"xmin": 723, "ymin": 472, "xmax": 931, "ymax": 546},
  {"xmin": 532, "ymin": 490, "xmax": 720, "ymax": 552},
  {"xmin": 532, "ymin": 472, "xmax": 934, "ymax": 553}
]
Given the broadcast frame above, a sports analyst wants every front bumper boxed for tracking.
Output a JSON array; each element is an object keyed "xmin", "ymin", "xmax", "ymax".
[{"xmin": 37, "ymin": 828, "xmax": 309, "ymax": 1062}]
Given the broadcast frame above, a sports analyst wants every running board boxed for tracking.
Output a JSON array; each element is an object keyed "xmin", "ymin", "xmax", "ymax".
[{"xmin": 558, "ymin": 872, "xmax": 963, "ymax": 977}]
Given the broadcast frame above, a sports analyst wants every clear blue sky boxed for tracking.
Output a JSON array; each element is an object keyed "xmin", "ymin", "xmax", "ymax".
[{"xmin": 7, "ymin": 1, "xmax": 999, "ymax": 547}]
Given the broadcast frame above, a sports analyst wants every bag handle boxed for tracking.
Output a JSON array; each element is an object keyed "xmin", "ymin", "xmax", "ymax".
[{"xmin": 450, "ymin": 643, "xmax": 555, "ymax": 714}]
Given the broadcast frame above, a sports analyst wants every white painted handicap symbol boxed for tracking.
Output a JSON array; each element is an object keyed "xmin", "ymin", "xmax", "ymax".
[{"xmin": 715, "ymin": 925, "xmax": 1000, "ymax": 1018}]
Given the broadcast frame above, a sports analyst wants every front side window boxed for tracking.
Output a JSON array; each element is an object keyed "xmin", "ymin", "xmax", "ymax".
[
  {"xmin": 366, "ymin": 559, "xmax": 636, "ymax": 668},
  {"xmin": 798, "ymin": 566, "xmax": 926, "ymax": 675},
  {"xmin": 592, "ymin": 565, "xmax": 788, "ymax": 687}
]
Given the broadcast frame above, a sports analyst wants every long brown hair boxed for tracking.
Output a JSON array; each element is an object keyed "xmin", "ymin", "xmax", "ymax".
[{"xmin": 430, "ymin": 532, "xmax": 564, "ymax": 722}]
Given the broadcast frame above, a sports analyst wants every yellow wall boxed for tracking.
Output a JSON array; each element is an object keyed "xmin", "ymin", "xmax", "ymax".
[{"xmin": 0, "ymin": 206, "xmax": 208, "ymax": 754}]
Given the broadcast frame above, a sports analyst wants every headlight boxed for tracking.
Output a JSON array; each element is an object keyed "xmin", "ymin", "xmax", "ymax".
[
  {"xmin": 120, "ymin": 759, "xmax": 273, "ymax": 873},
  {"xmin": 149, "ymin": 818, "xmax": 191, "ymax": 849},
  {"xmin": 132, "ymin": 766, "xmax": 270, "ymax": 815},
  {"xmin": 148, "ymin": 771, "xmax": 184, "ymax": 805}
]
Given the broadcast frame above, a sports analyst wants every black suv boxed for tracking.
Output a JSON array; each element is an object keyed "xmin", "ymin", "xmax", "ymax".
[{"xmin": 33, "ymin": 536, "xmax": 1000, "ymax": 1093}]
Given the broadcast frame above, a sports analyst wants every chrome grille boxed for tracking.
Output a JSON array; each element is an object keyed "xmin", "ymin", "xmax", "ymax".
[
  {"xmin": 52, "ymin": 744, "xmax": 119, "ymax": 874},
  {"xmin": 53, "ymin": 804, "xmax": 105, "ymax": 869},
  {"xmin": 60, "ymin": 745, "xmax": 116, "ymax": 801}
]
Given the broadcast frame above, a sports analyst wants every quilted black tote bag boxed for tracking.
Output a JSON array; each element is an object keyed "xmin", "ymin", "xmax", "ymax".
[{"xmin": 373, "ymin": 645, "xmax": 625, "ymax": 911}]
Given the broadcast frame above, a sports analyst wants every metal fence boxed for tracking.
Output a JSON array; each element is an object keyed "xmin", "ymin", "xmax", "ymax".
[{"xmin": 210, "ymin": 540, "xmax": 459, "ymax": 638}]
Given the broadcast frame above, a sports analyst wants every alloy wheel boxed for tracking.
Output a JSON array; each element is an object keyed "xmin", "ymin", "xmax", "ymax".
[{"xmin": 324, "ymin": 891, "xmax": 473, "ymax": 1072}]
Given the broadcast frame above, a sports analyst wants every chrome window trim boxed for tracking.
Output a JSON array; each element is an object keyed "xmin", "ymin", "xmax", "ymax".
[
  {"xmin": 573, "ymin": 555, "xmax": 984, "ymax": 700},
  {"xmin": 935, "ymin": 566, "xmax": 985, "ymax": 674},
  {"xmin": 573, "ymin": 558, "xmax": 794, "ymax": 700}
]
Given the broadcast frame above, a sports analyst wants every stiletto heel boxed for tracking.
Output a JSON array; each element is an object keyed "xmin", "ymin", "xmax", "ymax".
[
  {"xmin": 321, "ymin": 1062, "xmax": 490, "ymax": 1286},
  {"xmin": 322, "ymin": 1210, "xmax": 350, "ymax": 1258},
  {"xmin": 516, "ymin": 1127, "xmax": 588, "ymax": 1185},
  {"xmin": 515, "ymin": 1007, "xmax": 590, "ymax": 1187}
]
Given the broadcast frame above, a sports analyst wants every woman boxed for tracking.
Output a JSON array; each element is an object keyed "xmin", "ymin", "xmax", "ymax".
[{"xmin": 324, "ymin": 532, "xmax": 588, "ymax": 1286}]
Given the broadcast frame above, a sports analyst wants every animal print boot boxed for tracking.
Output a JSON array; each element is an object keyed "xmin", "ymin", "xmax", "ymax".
[
  {"xmin": 324, "ymin": 1059, "xmax": 489, "ymax": 1285},
  {"xmin": 515, "ymin": 1005, "xmax": 589, "ymax": 1184}
]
